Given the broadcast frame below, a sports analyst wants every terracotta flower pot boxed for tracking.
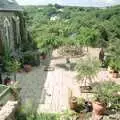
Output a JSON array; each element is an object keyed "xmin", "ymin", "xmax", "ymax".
[
  {"xmin": 69, "ymin": 96, "xmax": 78, "ymax": 110},
  {"xmin": 4, "ymin": 80, "xmax": 11, "ymax": 85},
  {"xmin": 24, "ymin": 64, "xmax": 32, "ymax": 72},
  {"xmin": 40, "ymin": 54, "xmax": 46, "ymax": 60},
  {"xmin": 4, "ymin": 77, "xmax": 11, "ymax": 85},
  {"xmin": 112, "ymin": 72, "xmax": 119, "ymax": 78},
  {"xmin": 92, "ymin": 101, "xmax": 106, "ymax": 115}
]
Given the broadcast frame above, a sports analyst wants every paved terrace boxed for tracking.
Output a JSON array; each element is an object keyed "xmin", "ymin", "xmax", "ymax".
[{"xmin": 16, "ymin": 48, "xmax": 120, "ymax": 113}]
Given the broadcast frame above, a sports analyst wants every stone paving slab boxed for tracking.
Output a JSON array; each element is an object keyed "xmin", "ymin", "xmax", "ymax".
[{"xmin": 37, "ymin": 67, "xmax": 72, "ymax": 113}]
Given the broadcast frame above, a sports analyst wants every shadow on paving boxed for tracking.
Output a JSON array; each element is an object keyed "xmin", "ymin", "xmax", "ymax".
[{"xmin": 17, "ymin": 52, "xmax": 52, "ymax": 110}]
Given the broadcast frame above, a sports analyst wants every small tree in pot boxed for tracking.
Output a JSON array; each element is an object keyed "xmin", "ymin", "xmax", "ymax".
[
  {"xmin": 109, "ymin": 58, "xmax": 120, "ymax": 78},
  {"xmin": 75, "ymin": 57, "xmax": 100, "ymax": 93},
  {"xmin": 107, "ymin": 38, "xmax": 120, "ymax": 77},
  {"xmin": 92, "ymin": 81, "xmax": 120, "ymax": 116}
]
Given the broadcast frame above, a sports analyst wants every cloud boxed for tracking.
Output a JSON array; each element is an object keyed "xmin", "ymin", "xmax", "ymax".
[
  {"xmin": 16, "ymin": 0, "xmax": 120, "ymax": 6},
  {"xmin": 98, "ymin": 0, "xmax": 116, "ymax": 4},
  {"xmin": 16, "ymin": 0, "xmax": 61, "ymax": 5}
]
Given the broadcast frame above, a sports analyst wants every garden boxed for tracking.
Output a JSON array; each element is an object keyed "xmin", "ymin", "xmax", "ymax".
[{"xmin": 0, "ymin": 4, "xmax": 120, "ymax": 120}]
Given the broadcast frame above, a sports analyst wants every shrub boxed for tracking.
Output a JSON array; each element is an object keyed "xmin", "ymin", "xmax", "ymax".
[
  {"xmin": 75, "ymin": 57, "xmax": 100, "ymax": 82},
  {"xmin": 15, "ymin": 101, "xmax": 60, "ymax": 120}
]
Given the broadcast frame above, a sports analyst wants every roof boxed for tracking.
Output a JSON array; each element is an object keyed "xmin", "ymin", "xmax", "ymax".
[{"xmin": 0, "ymin": 0, "xmax": 23, "ymax": 11}]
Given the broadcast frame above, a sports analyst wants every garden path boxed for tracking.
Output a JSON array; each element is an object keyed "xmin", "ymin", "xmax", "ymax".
[{"xmin": 37, "ymin": 57, "xmax": 79, "ymax": 113}]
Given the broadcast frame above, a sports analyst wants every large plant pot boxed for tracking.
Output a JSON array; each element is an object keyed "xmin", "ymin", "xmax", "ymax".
[
  {"xmin": 23, "ymin": 64, "xmax": 32, "ymax": 72},
  {"xmin": 92, "ymin": 101, "xmax": 106, "ymax": 115},
  {"xmin": 4, "ymin": 78, "xmax": 16, "ymax": 86},
  {"xmin": 40, "ymin": 54, "xmax": 46, "ymax": 60},
  {"xmin": 69, "ymin": 96, "xmax": 78, "ymax": 110},
  {"xmin": 112, "ymin": 72, "xmax": 119, "ymax": 78},
  {"xmin": 4, "ymin": 77, "xmax": 11, "ymax": 85}
]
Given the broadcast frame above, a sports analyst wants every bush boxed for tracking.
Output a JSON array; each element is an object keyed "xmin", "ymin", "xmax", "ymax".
[
  {"xmin": 75, "ymin": 57, "xmax": 100, "ymax": 81},
  {"xmin": 15, "ymin": 102, "xmax": 60, "ymax": 120}
]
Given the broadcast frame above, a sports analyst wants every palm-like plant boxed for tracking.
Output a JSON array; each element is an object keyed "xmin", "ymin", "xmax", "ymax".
[
  {"xmin": 5, "ymin": 59, "xmax": 21, "ymax": 81},
  {"xmin": 75, "ymin": 57, "xmax": 100, "ymax": 88}
]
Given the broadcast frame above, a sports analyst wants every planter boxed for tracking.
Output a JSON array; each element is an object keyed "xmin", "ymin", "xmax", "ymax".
[
  {"xmin": 80, "ymin": 86, "xmax": 92, "ymax": 93},
  {"xmin": 23, "ymin": 64, "xmax": 32, "ymax": 72},
  {"xmin": 69, "ymin": 96, "xmax": 78, "ymax": 110},
  {"xmin": 4, "ymin": 80, "xmax": 16, "ymax": 86},
  {"xmin": 40, "ymin": 54, "xmax": 46, "ymax": 60},
  {"xmin": 92, "ymin": 101, "xmax": 106, "ymax": 115},
  {"xmin": 4, "ymin": 77, "xmax": 11, "ymax": 86},
  {"xmin": 112, "ymin": 72, "xmax": 119, "ymax": 78}
]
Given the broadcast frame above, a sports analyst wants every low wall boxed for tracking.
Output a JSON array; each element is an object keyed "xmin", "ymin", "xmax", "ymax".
[
  {"xmin": 0, "ymin": 101, "xmax": 18, "ymax": 120},
  {"xmin": 0, "ymin": 86, "xmax": 16, "ymax": 105},
  {"xmin": 0, "ymin": 82, "xmax": 21, "ymax": 120}
]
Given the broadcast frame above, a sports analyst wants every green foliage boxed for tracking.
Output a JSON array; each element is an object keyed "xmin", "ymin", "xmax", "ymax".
[
  {"xmin": 0, "ymin": 85, "xmax": 7, "ymax": 93},
  {"xmin": 107, "ymin": 38, "xmax": 120, "ymax": 71},
  {"xmin": 23, "ymin": 5, "xmax": 120, "ymax": 57},
  {"xmin": 61, "ymin": 109, "xmax": 77, "ymax": 120},
  {"xmin": 77, "ymin": 97, "xmax": 85, "ymax": 111},
  {"xmin": 16, "ymin": 101, "xmax": 60, "ymax": 120},
  {"xmin": 76, "ymin": 27, "xmax": 100, "ymax": 47},
  {"xmin": 107, "ymin": 38, "xmax": 120, "ymax": 57},
  {"xmin": 92, "ymin": 81, "xmax": 120, "ymax": 110},
  {"xmin": 109, "ymin": 58, "xmax": 120, "ymax": 71},
  {"xmin": 4, "ymin": 59, "xmax": 21, "ymax": 73},
  {"xmin": 75, "ymin": 57, "xmax": 100, "ymax": 81}
]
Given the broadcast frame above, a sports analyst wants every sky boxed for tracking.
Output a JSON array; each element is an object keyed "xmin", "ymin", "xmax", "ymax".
[{"xmin": 16, "ymin": 0, "xmax": 120, "ymax": 7}]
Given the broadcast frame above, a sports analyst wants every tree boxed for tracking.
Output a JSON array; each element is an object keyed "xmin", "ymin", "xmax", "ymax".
[
  {"xmin": 23, "ymin": 4, "xmax": 120, "ymax": 55},
  {"xmin": 76, "ymin": 27, "xmax": 100, "ymax": 50}
]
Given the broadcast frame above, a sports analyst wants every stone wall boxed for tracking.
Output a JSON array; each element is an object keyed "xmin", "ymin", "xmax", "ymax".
[{"xmin": 0, "ymin": 101, "xmax": 18, "ymax": 120}]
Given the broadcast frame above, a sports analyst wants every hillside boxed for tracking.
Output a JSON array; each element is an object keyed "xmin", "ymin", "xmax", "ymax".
[{"xmin": 23, "ymin": 4, "xmax": 120, "ymax": 52}]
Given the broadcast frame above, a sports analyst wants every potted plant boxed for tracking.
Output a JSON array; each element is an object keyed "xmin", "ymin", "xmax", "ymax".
[
  {"xmin": 106, "ymin": 38, "xmax": 120, "ymax": 77},
  {"xmin": 40, "ymin": 47, "xmax": 49, "ymax": 60},
  {"xmin": 23, "ymin": 55, "xmax": 33, "ymax": 72},
  {"xmin": 40, "ymin": 52, "xmax": 47, "ymax": 60},
  {"xmin": 23, "ymin": 64, "xmax": 32, "ymax": 73},
  {"xmin": 75, "ymin": 57, "xmax": 100, "ymax": 93},
  {"xmin": 109, "ymin": 58, "xmax": 120, "ymax": 78},
  {"xmin": 92, "ymin": 81, "xmax": 120, "ymax": 115},
  {"xmin": 92, "ymin": 95, "xmax": 107, "ymax": 116},
  {"xmin": 4, "ymin": 59, "xmax": 21, "ymax": 83}
]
